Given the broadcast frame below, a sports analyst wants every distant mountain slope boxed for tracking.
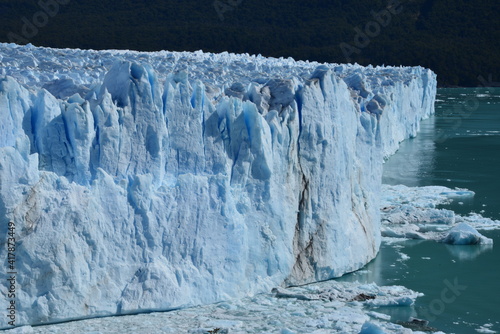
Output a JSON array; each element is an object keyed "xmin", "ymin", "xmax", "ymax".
[{"xmin": 0, "ymin": 0, "xmax": 498, "ymax": 86}]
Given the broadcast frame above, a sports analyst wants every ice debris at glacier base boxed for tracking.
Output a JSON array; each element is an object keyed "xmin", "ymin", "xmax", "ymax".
[
  {"xmin": 0, "ymin": 43, "xmax": 436, "ymax": 328},
  {"xmin": 381, "ymin": 184, "xmax": 499, "ymax": 243},
  {"xmin": 4, "ymin": 280, "xmax": 432, "ymax": 334}
]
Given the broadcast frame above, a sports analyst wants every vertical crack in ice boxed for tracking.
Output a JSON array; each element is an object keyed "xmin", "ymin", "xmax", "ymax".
[
  {"xmin": 286, "ymin": 80, "xmax": 316, "ymax": 285},
  {"xmin": 287, "ymin": 172, "xmax": 313, "ymax": 286}
]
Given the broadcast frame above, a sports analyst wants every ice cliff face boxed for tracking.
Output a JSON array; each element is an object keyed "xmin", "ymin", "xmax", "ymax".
[{"xmin": 0, "ymin": 44, "xmax": 436, "ymax": 328}]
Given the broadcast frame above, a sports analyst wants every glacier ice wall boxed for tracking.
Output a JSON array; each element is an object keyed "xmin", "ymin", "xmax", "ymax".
[{"xmin": 0, "ymin": 44, "xmax": 436, "ymax": 327}]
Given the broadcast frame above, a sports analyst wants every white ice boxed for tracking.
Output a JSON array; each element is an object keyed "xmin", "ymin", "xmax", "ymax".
[
  {"xmin": 4, "ymin": 280, "xmax": 425, "ymax": 334},
  {"xmin": 0, "ymin": 43, "xmax": 436, "ymax": 328},
  {"xmin": 441, "ymin": 223, "xmax": 493, "ymax": 245},
  {"xmin": 381, "ymin": 184, "xmax": 499, "ymax": 242}
]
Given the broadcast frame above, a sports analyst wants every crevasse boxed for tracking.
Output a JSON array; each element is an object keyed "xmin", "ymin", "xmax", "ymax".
[{"xmin": 0, "ymin": 44, "xmax": 436, "ymax": 328}]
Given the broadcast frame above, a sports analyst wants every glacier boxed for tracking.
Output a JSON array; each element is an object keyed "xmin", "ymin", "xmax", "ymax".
[{"xmin": 0, "ymin": 43, "xmax": 436, "ymax": 328}]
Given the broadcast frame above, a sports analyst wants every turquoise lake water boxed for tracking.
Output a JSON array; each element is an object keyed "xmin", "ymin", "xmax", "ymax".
[{"xmin": 339, "ymin": 87, "xmax": 500, "ymax": 333}]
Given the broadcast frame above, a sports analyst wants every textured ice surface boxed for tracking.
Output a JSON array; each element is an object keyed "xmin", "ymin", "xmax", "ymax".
[
  {"xmin": 381, "ymin": 184, "xmax": 500, "ymax": 241},
  {"xmin": 3, "ymin": 280, "xmax": 425, "ymax": 334},
  {"xmin": 0, "ymin": 43, "xmax": 436, "ymax": 327},
  {"xmin": 440, "ymin": 223, "xmax": 493, "ymax": 245}
]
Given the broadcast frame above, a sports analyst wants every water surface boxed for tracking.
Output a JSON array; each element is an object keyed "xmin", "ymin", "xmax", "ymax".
[{"xmin": 340, "ymin": 87, "xmax": 500, "ymax": 333}]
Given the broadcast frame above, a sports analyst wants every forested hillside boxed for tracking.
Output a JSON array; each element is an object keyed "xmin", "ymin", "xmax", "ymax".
[{"xmin": 0, "ymin": 0, "xmax": 498, "ymax": 86}]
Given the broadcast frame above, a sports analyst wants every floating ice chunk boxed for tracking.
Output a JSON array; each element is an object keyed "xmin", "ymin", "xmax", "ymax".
[
  {"xmin": 441, "ymin": 223, "xmax": 493, "ymax": 245},
  {"xmin": 272, "ymin": 287, "xmax": 319, "ymax": 301},
  {"xmin": 439, "ymin": 190, "xmax": 475, "ymax": 199},
  {"xmin": 280, "ymin": 280, "xmax": 422, "ymax": 309},
  {"xmin": 366, "ymin": 295, "xmax": 416, "ymax": 307},
  {"xmin": 382, "ymin": 204, "xmax": 456, "ymax": 226},
  {"xmin": 398, "ymin": 252, "xmax": 410, "ymax": 261},
  {"xmin": 367, "ymin": 311, "xmax": 391, "ymax": 321},
  {"xmin": 382, "ymin": 184, "xmax": 474, "ymax": 208},
  {"xmin": 456, "ymin": 213, "xmax": 500, "ymax": 230},
  {"xmin": 381, "ymin": 224, "xmax": 432, "ymax": 240},
  {"xmin": 476, "ymin": 325, "xmax": 497, "ymax": 333},
  {"xmin": 381, "ymin": 184, "xmax": 500, "ymax": 242},
  {"xmin": 359, "ymin": 322, "xmax": 386, "ymax": 334}
]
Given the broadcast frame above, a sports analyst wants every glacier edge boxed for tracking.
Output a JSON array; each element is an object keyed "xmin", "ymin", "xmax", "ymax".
[{"xmin": 0, "ymin": 44, "xmax": 436, "ymax": 328}]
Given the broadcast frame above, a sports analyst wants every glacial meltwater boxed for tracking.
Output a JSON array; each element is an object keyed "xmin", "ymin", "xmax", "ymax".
[{"xmin": 339, "ymin": 87, "xmax": 500, "ymax": 334}]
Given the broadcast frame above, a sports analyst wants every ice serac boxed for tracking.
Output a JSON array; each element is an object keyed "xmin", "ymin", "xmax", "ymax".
[{"xmin": 0, "ymin": 44, "xmax": 436, "ymax": 328}]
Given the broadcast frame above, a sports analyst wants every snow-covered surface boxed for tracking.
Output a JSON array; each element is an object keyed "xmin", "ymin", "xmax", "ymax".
[
  {"xmin": 4, "ymin": 280, "xmax": 427, "ymax": 334},
  {"xmin": 381, "ymin": 184, "xmax": 500, "ymax": 242},
  {"xmin": 0, "ymin": 43, "xmax": 436, "ymax": 328}
]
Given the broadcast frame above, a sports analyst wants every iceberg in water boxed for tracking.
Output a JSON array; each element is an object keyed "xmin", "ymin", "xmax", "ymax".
[
  {"xmin": 440, "ymin": 223, "xmax": 493, "ymax": 245},
  {"xmin": 0, "ymin": 43, "xmax": 436, "ymax": 328},
  {"xmin": 381, "ymin": 184, "xmax": 500, "ymax": 242}
]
